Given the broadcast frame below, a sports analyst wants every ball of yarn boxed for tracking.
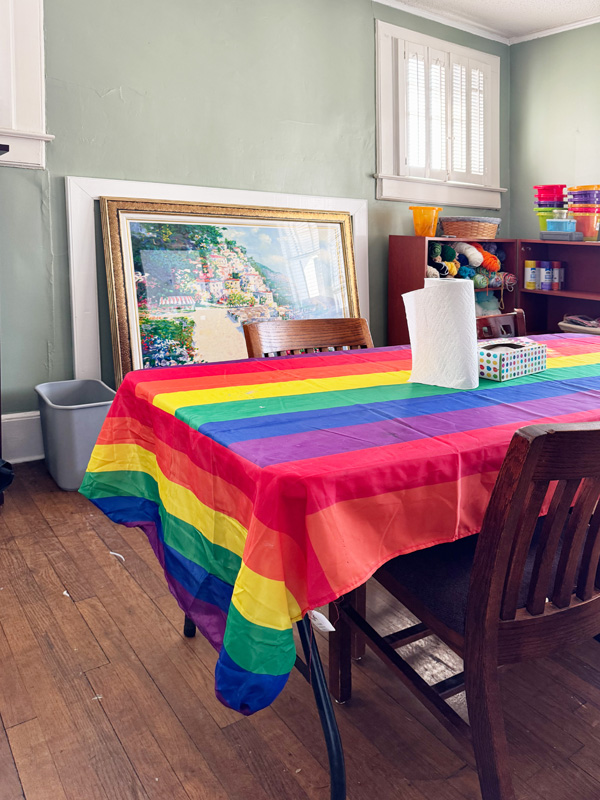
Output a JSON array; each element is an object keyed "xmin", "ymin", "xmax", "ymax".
[
  {"xmin": 457, "ymin": 265, "xmax": 475, "ymax": 280},
  {"xmin": 440, "ymin": 244, "xmax": 456, "ymax": 262},
  {"xmin": 473, "ymin": 272, "xmax": 488, "ymax": 289},
  {"xmin": 428, "ymin": 242, "xmax": 442, "ymax": 260}
]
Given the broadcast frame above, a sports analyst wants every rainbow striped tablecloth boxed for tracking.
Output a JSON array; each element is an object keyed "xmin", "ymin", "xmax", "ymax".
[{"xmin": 80, "ymin": 333, "xmax": 600, "ymax": 714}]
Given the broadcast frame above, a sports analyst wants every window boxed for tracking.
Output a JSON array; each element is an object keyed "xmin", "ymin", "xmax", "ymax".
[
  {"xmin": 376, "ymin": 21, "xmax": 504, "ymax": 209},
  {"xmin": 0, "ymin": 0, "xmax": 53, "ymax": 168}
]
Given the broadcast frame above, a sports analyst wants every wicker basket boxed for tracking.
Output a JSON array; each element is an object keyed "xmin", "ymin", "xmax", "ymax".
[{"xmin": 439, "ymin": 216, "xmax": 501, "ymax": 239}]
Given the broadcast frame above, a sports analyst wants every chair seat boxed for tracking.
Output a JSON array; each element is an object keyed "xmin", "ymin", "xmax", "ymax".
[{"xmin": 378, "ymin": 518, "xmax": 552, "ymax": 635}]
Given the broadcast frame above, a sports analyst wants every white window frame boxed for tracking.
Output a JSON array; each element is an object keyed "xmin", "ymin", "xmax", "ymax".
[
  {"xmin": 375, "ymin": 20, "xmax": 505, "ymax": 209},
  {"xmin": 0, "ymin": 0, "xmax": 53, "ymax": 169}
]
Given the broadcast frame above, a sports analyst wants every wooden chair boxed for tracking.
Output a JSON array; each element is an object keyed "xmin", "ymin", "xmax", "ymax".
[
  {"xmin": 243, "ymin": 318, "xmax": 373, "ymax": 358},
  {"xmin": 329, "ymin": 422, "xmax": 600, "ymax": 800},
  {"xmin": 477, "ymin": 308, "xmax": 526, "ymax": 339}
]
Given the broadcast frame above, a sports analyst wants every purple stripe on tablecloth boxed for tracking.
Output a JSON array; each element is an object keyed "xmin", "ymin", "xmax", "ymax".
[
  {"xmin": 230, "ymin": 388, "xmax": 600, "ymax": 467},
  {"xmin": 134, "ymin": 520, "xmax": 227, "ymax": 650}
]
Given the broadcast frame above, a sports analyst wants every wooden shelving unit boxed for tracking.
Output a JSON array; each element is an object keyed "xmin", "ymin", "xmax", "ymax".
[
  {"xmin": 388, "ymin": 236, "xmax": 518, "ymax": 345},
  {"xmin": 517, "ymin": 240, "xmax": 600, "ymax": 334},
  {"xmin": 388, "ymin": 236, "xmax": 600, "ymax": 346}
]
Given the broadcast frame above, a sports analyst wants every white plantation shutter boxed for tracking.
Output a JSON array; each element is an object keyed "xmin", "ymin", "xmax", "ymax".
[
  {"xmin": 405, "ymin": 43, "xmax": 426, "ymax": 175},
  {"xmin": 470, "ymin": 66, "xmax": 485, "ymax": 177},
  {"xmin": 428, "ymin": 52, "xmax": 447, "ymax": 177},
  {"xmin": 449, "ymin": 55, "xmax": 491, "ymax": 185},
  {"xmin": 404, "ymin": 43, "xmax": 449, "ymax": 180},
  {"xmin": 376, "ymin": 22, "xmax": 501, "ymax": 206},
  {"xmin": 451, "ymin": 58, "xmax": 467, "ymax": 176}
]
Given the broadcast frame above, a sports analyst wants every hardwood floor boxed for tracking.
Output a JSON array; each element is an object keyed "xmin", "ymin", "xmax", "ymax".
[{"xmin": 3, "ymin": 462, "xmax": 600, "ymax": 799}]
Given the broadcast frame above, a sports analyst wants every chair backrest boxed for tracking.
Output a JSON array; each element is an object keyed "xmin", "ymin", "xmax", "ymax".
[
  {"xmin": 477, "ymin": 309, "xmax": 526, "ymax": 339},
  {"xmin": 243, "ymin": 318, "xmax": 374, "ymax": 358},
  {"xmin": 467, "ymin": 422, "xmax": 600, "ymax": 664}
]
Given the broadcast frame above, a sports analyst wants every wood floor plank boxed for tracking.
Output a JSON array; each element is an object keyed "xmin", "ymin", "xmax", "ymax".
[
  {"xmin": 90, "ymin": 514, "xmax": 170, "ymax": 599},
  {"xmin": 247, "ymin": 707, "xmax": 331, "ymax": 800},
  {"xmin": 8, "ymin": 718, "xmax": 68, "ymax": 800},
  {"xmin": 7, "ymin": 576, "xmax": 148, "ymax": 800},
  {"xmin": 0, "ymin": 622, "xmax": 35, "ymax": 729},
  {"xmin": 79, "ymin": 596, "xmax": 230, "ymax": 800},
  {"xmin": 272, "ymin": 668, "xmax": 430, "ymax": 800},
  {"xmin": 123, "ymin": 525, "xmax": 169, "ymax": 579},
  {"xmin": 14, "ymin": 532, "xmax": 108, "ymax": 673},
  {"xmin": 222, "ymin": 717, "xmax": 311, "ymax": 800},
  {"xmin": 0, "ymin": 584, "xmax": 110, "ymax": 800},
  {"xmin": 88, "ymin": 663, "xmax": 194, "ymax": 800},
  {"xmin": 0, "ymin": 720, "xmax": 24, "ymax": 800},
  {"xmin": 78, "ymin": 526, "xmax": 240, "ymax": 729}
]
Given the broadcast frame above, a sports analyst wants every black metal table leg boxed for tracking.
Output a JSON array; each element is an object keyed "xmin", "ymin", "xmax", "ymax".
[
  {"xmin": 183, "ymin": 614, "xmax": 197, "ymax": 638},
  {"xmin": 296, "ymin": 616, "xmax": 346, "ymax": 800}
]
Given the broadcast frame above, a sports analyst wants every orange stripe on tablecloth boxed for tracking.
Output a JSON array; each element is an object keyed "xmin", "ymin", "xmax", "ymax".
[
  {"xmin": 96, "ymin": 415, "xmax": 254, "ymax": 529},
  {"xmin": 134, "ymin": 358, "xmax": 412, "ymax": 403},
  {"xmin": 303, "ymin": 469, "xmax": 500, "ymax": 604}
]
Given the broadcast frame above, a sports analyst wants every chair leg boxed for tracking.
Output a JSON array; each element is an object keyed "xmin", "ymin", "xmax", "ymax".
[
  {"xmin": 297, "ymin": 617, "xmax": 346, "ymax": 800},
  {"xmin": 465, "ymin": 662, "xmax": 515, "ymax": 800},
  {"xmin": 328, "ymin": 601, "xmax": 352, "ymax": 703},
  {"xmin": 183, "ymin": 614, "xmax": 196, "ymax": 638},
  {"xmin": 351, "ymin": 584, "xmax": 366, "ymax": 660}
]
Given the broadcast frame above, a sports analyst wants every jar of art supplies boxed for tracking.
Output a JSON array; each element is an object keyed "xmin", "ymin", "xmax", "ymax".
[
  {"xmin": 552, "ymin": 261, "xmax": 565, "ymax": 291},
  {"xmin": 524, "ymin": 260, "xmax": 538, "ymax": 290},
  {"xmin": 540, "ymin": 261, "xmax": 553, "ymax": 291}
]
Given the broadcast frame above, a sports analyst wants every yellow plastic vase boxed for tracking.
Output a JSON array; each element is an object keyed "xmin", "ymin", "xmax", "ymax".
[{"xmin": 409, "ymin": 206, "xmax": 442, "ymax": 237}]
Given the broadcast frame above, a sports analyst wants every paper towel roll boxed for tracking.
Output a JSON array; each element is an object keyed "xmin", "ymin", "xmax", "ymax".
[{"xmin": 402, "ymin": 279, "xmax": 479, "ymax": 390}]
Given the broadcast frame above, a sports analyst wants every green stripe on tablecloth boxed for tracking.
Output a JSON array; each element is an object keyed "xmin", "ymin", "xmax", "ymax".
[
  {"xmin": 176, "ymin": 361, "xmax": 600, "ymax": 427},
  {"xmin": 222, "ymin": 603, "xmax": 296, "ymax": 676},
  {"xmin": 80, "ymin": 470, "xmax": 241, "ymax": 586}
]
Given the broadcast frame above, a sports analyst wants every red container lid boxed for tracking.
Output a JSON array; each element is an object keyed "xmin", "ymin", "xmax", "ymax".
[{"xmin": 534, "ymin": 184, "xmax": 566, "ymax": 191}]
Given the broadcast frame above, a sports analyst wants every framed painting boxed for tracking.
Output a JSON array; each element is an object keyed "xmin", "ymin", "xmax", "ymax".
[{"xmin": 100, "ymin": 197, "xmax": 361, "ymax": 384}]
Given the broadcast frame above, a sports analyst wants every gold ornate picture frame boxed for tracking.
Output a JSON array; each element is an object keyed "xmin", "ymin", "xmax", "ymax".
[{"xmin": 100, "ymin": 197, "xmax": 360, "ymax": 385}]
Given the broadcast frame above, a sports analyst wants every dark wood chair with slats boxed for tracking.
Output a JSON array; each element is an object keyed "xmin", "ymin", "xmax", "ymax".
[
  {"xmin": 477, "ymin": 308, "xmax": 526, "ymax": 339},
  {"xmin": 243, "ymin": 318, "xmax": 373, "ymax": 358},
  {"xmin": 329, "ymin": 422, "xmax": 600, "ymax": 800}
]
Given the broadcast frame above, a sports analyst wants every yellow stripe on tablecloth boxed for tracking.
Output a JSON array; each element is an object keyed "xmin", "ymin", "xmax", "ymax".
[
  {"xmin": 231, "ymin": 562, "xmax": 303, "ymax": 631},
  {"xmin": 152, "ymin": 370, "xmax": 412, "ymax": 414},
  {"xmin": 87, "ymin": 443, "xmax": 246, "ymax": 558},
  {"xmin": 547, "ymin": 352, "xmax": 600, "ymax": 369}
]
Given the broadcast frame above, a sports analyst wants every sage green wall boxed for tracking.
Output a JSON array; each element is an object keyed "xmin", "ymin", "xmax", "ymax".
[
  {"xmin": 0, "ymin": 0, "xmax": 510, "ymax": 414},
  {"xmin": 510, "ymin": 23, "xmax": 600, "ymax": 238}
]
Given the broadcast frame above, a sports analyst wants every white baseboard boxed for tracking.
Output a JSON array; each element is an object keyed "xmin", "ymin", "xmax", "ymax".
[{"xmin": 1, "ymin": 411, "xmax": 45, "ymax": 463}]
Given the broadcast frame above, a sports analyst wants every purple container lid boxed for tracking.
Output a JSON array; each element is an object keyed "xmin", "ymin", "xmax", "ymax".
[
  {"xmin": 569, "ymin": 193, "xmax": 600, "ymax": 201},
  {"xmin": 535, "ymin": 201, "xmax": 567, "ymax": 207}
]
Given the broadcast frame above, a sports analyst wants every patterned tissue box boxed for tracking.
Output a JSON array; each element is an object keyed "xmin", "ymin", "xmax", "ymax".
[{"xmin": 478, "ymin": 337, "xmax": 547, "ymax": 381}]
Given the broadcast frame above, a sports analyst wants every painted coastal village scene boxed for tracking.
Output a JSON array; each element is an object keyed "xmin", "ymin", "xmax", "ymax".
[{"xmin": 130, "ymin": 218, "xmax": 350, "ymax": 365}]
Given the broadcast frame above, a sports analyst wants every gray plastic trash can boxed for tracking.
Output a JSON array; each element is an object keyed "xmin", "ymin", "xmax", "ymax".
[{"xmin": 35, "ymin": 379, "xmax": 116, "ymax": 491}]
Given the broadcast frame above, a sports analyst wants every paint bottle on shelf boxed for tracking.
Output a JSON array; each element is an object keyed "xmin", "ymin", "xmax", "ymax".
[
  {"xmin": 551, "ymin": 261, "xmax": 565, "ymax": 291},
  {"xmin": 540, "ymin": 261, "xmax": 553, "ymax": 292},
  {"xmin": 524, "ymin": 260, "xmax": 538, "ymax": 290}
]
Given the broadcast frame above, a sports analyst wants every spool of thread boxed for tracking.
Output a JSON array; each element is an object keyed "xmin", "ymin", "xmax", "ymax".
[
  {"xmin": 540, "ymin": 261, "xmax": 553, "ymax": 292},
  {"xmin": 524, "ymin": 260, "xmax": 537, "ymax": 290},
  {"xmin": 551, "ymin": 260, "xmax": 565, "ymax": 291}
]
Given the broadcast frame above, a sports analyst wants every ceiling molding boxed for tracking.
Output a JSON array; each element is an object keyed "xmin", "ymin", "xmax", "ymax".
[
  {"xmin": 373, "ymin": 0, "xmax": 510, "ymax": 44},
  {"xmin": 374, "ymin": 0, "xmax": 600, "ymax": 46},
  {"xmin": 508, "ymin": 14, "xmax": 600, "ymax": 44}
]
